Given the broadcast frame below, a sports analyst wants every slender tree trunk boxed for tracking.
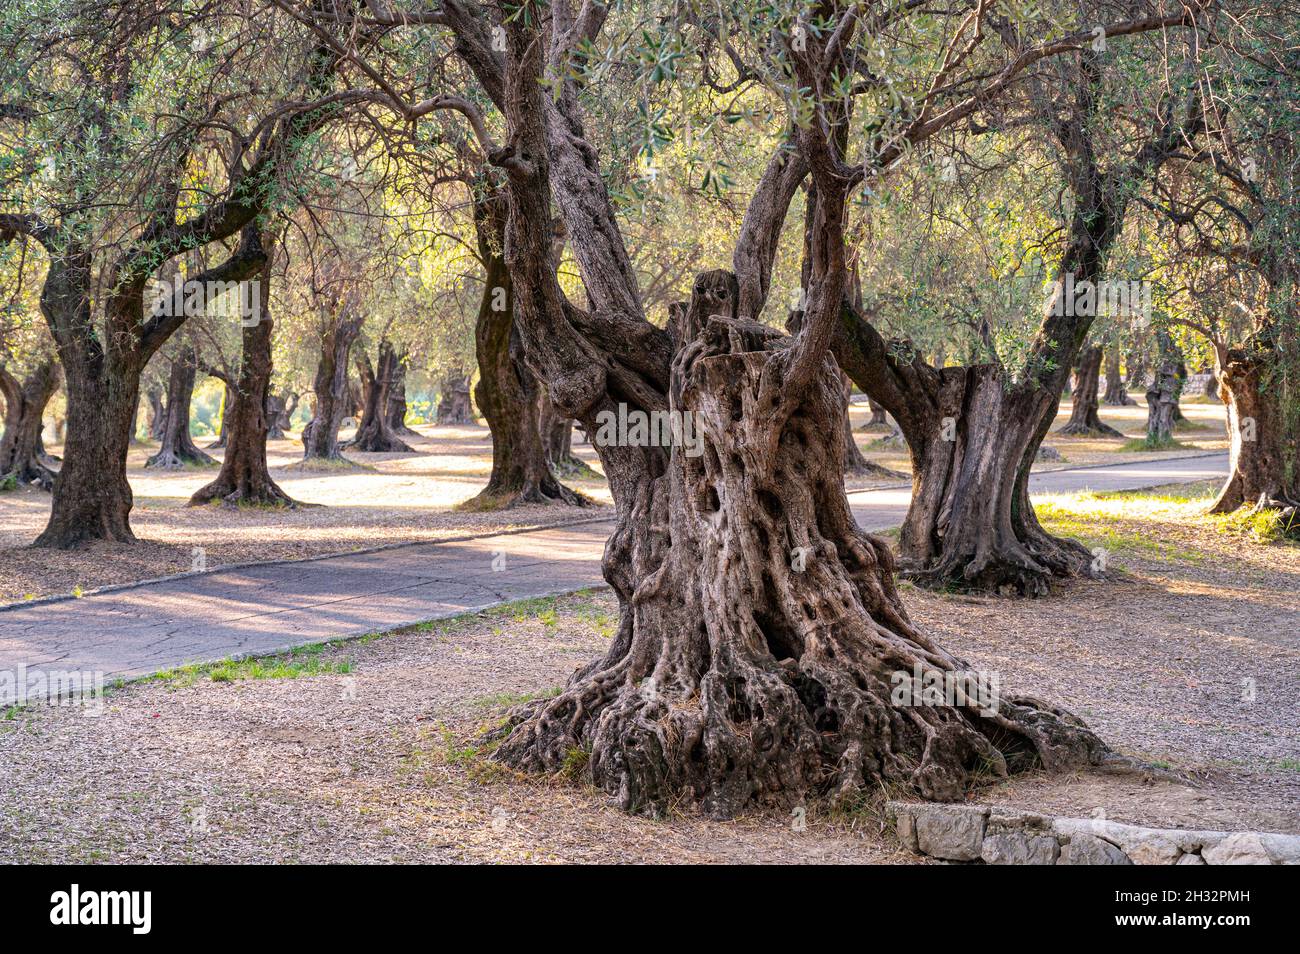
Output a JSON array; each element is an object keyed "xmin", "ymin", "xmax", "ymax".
[
  {"xmin": 301, "ymin": 313, "xmax": 362, "ymax": 461},
  {"xmin": 349, "ymin": 340, "xmax": 413, "ymax": 452},
  {"xmin": 191, "ymin": 241, "xmax": 295, "ymax": 507},
  {"xmin": 145, "ymin": 347, "xmax": 216, "ymax": 469},
  {"xmin": 1059, "ymin": 345, "xmax": 1123, "ymax": 436},
  {"xmin": 1102, "ymin": 347, "xmax": 1134, "ymax": 405},
  {"xmin": 435, "ymin": 372, "xmax": 474, "ymax": 425},
  {"xmin": 146, "ymin": 387, "xmax": 167, "ymax": 441},
  {"xmin": 208, "ymin": 380, "xmax": 235, "ymax": 449},
  {"xmin": 1209, "ymin": 339, "xmax": 1297, "ymax": 525},
  {"xmin": 0, "ymin": 358, "xmax": 61, "ymax": 489}
]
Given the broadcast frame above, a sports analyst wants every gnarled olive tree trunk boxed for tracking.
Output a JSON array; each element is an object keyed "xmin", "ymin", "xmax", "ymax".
[
  {"xmin": 301, "ymin": 313, "xmax": 362, "ymax": 462},
  {"xmin": 0, "ymin": 357, "xmax": 61, "ymax": 489},
  {"xmin": 1210, "ymin": 339, "xmax": 1297, "ymax": 528},
  {"xmin": 145, "ymin": 346, "xmax": 216, "ymax": 469},
  {"xmin": 481, "ymin": 13, "xmax": 1111, "ymax": 817},
  {"xmin": 191, "ymin": 240, "xmax": 295, "ymax": 507},
  {"xmin": 1060, "ymin": 345, "xmax": 1123, "ymax": 436},
  {"xmin": 349, "ymin": 341, "xmax": 413, "ymax": 452},
  {"xmin": 464, "ymin": 186, "xmax": 583, "ymax": 509}
]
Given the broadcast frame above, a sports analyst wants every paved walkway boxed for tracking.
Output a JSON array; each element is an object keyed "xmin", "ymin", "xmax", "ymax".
[{"xmin": 0, "ymin": 453, "xmax": 1227, "ymax": 700}]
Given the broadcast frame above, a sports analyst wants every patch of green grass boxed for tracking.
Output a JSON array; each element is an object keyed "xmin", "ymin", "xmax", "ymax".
[
  {"xmin": 1034, "ymin": 496, "xmax": 1206, "ymax": 564},
  {"xmin": 1213, "ymin": 505, "xmax": 1298, "ymax": 544},
  {"xmin": 0, "ymin": 474, "xmax": 17, "ymax": 492},
  {"xmin": 1120, "ymin": 435, "xmax": 1189, "ymax": 452},
  {"xmin": 470, "ymin": 687, "xmax": 560, "ymax": 709},
  {"xmin": 147, "ymin": 643, "xmax": 352, "ymax": 687},
  {"xmin": 560, "ymin": 746, "xmax": 591, "ymax": 782},
  {"xmin": 1274, "ymin": 758, "xmax": 1300, "ymax": 772}
]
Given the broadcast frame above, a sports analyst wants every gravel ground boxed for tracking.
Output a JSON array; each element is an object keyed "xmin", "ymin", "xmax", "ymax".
[{"xmin": 1, "ymin": 484, "xmax": 1294, "ymax": 863}]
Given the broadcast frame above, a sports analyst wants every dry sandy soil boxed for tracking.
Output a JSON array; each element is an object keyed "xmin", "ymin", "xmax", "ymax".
[
  {"xmin": 0, "ymin": 393, "xmax": 1227, "ymax": 602},
  {"xmin": 1, "ymin": 481, "xmax": 1294, "ymax": 864}
]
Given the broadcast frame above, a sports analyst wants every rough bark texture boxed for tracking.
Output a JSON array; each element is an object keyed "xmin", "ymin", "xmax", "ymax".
[
  {"xmin": 1145, "ymin": 333, "xmax": 1180, "ymax": 445},
  {"xmin": 0, "ymin": 358, "xmax": 61, "ymax": 490},
  {"xmin": 435, "ymin": 372, "xmax": 474, "ymax": 425},
  {"xmin": 302, "ymin": 313, "xmax": 362, "ymax": 461},
  {"xmin": 464, "ymin": 186, "xmax": 584, "ymax": 509},
  {"xmin": 145, "ymin": 346, "xmax": 216, "ymax": 469},
  {"xmin": 1209, "ymin": 340, "xmax": 1298, "ymax": 529},
  {"xmin": 265, "ymin": 391, "xmax": 296, "ymax": 439},
  {"xmin": 496, "ymin": 302, "xmax": 1112, "ymax": 817},
  {"xmin": 191, "ymin": 242, "xmax": 295, "ymax": 507},
  {"xmin": 1059, "ymin": 345, "xmax": 1124, "ymax": 436},
  {"xmin": 477, "ymin": 16, "xmax": 1112, "ymax": 818},
  {"xmin": 1102, "ymin": 347, "xmax": 1134, "ymax": 405},
  {"xmin": 864, "ymin": 397, "xmax": 889, "ymax": 427},
  {"xmin": 349, "ymin": 341, "xmax": 413, "ymax": 452},
  {"xmin": 387, "ymin": 358, "xmax": 417, "ymax": 436}
]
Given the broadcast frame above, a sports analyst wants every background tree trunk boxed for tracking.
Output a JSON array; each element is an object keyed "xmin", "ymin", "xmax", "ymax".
[
  {"xmin": 1209, "ymin": 340, "xmax": 1298, "ymax": 529},
  {"xmin": 1059, "ymin": 345, "xmax": 1124, "ymax": 436},
  {"xmin": 1102, "ymin": 347, "xmax": 1134, "ymax": 405},
  {"xmin": 191, "ymin": 239, "xmax": 295, "ymax": 507},
  {"xmin": 146, "ymin": 387, "xmax": 167, "ymax": 441},
  {"xmin": 348, "ymin": 340, "xmax": 413, "ymax": 452},
  {"xmin": 1145, "ymin": 332, "xmax": 1180, "ymax": 445},
  {"xmin": 0, "ymin": 358, "xmax": 61, "ymax": 489},
  {"xmin": 265, "ymin": 391, "xmax": 296, "ymax": 439},
  {"xmin": 208, "ymin": 381, "xmax": 235, "ymax": 449},
  {"xmin": 301, "ymin": 314, "xmax": 362, "ymax": 461},
  {"xmin": 435, "ymin": 372, "xmax": 474, "ymax": 425},
  {"xmin": 387, "ymin": 356, "xmax": 417, "ymax": 436},
  {"xmin": 146, "ymin": 346, "xmax": 216, "ymax": 469}
]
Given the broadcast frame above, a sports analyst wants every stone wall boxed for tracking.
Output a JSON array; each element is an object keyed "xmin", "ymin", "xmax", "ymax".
[{"xmin": 888, "ymin": 802, "xmax": 1300, "ymax": 865}]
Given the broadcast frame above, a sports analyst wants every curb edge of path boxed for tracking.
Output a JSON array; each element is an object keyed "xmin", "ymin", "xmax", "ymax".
[
  {"xmin": 0, "ymin": 513, "xmax": 617, "ymax": 615},
  {"xmin": 3, "ymin": 450, "xmax": 1227, "ymax": 614}
]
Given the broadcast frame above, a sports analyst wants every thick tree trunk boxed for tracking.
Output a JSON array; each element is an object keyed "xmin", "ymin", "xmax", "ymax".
[
  {"xmin": 301, "ymin": 314, "xmax": 362, "ymax": 461},
  {"xmin": 1145, "ymin": 333, "xmax": 1179, "ymax": 445},
  {"xmin": 387, "ymin": 358, "xmax": 417, "ymax": 436},
  {"xmin": 1209, "ymin": 341, "xmax": 1298, "ymax": 528},
  {"xmin": 191, "ymin": 248, "xmax": 295, "ymax": 507},
  {"xmin": 1059, "ymin": 345, "xmax": 1124, "ymax": 436},
  {"xmin": 349, "ymin": 341, "xmax": 413, "ymax": 452},
  {"xmin": 36, "ymin": 371, "xmax": 138, "ymax": 546},
  {"xmin": 495, "ymin": 308, "xmax": 1110, "ymax": 817},
  {"xmin": 435, "ymin": 373, "xmax": 474, "ymax": 425},
  {"xmin": 1102, "ymin": 347, "xmax": 1134, "ymax": 405},
  {"xmin": 478, "ymin": 16, "xmax": 1115, "ymax": 817},
  {"xmin": 0, "ymin": 358, "xmax": 61, "ymax": 490},
  {"xmin": 540, "ymin": 389, "xmax": 596, "ymax": 479},
  {"xmin": 464, "ymin": 189, "xmax": 584, "ymax": 509},
  {"xmin": 145, "ymin": 347, "xmax": 216, "ymax": 469}
]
